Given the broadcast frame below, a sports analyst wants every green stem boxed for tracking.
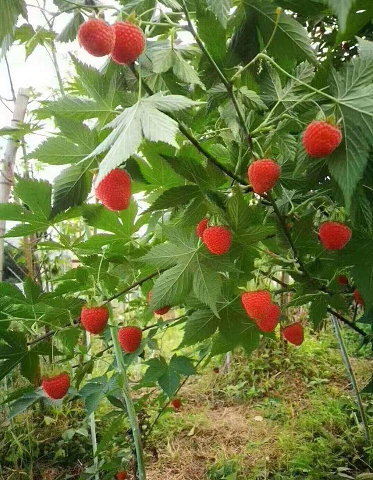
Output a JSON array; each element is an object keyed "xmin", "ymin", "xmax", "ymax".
[
  {"xmin": 331, "ymin": 315, "xmax": 371, "ymax": 445},
  {"xmin": 107, "ymin": 301, "xmax": 147, "ymax": 480}
]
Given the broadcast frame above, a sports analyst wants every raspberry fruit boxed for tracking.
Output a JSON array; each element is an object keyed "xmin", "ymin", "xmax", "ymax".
[
  {"xmin": 282, "ymin": 323, "xmax": 304, "ymax": 346},
  {"xmin": 116, "ymin": 472, "xmax": 128, "ymax": 480},
  {"xmin": 337, "ymin": 275, "xmax": 349, "ymax": 286},
  {"xmin": 81, "ymin": 306, "xmax": 109, "ymax": 335},
  {"xmin": 118, "ymin": 326, "xmax": 142, "ymax": 353},
  {"xmin": 42, "ymin": 373, "xmax": 70, "ymax": 400},
  {"xmin": 248, "ymin": 159, "xmax": 281, "ymax": 195},
  {"xmin": 111, "ymin": 21, "xmax": 145, "ymax": 65},
  {"xmin": 147, "ymin": 290, "xmax": 171, "ymax": 316},
  {"xmin": 319, "ymin": 221, "xmax": 351, "ymax": 251},
  {"xmin": 171, "ymin": 398, "xmax": 182, "ymax": 411},
  {"xmin": 255, "ymin": 303, "xmax": 281, "ymax": 333},
  {"xmin": 95, "ymin": 169, "xmax": 131, "ymax": 211},
  {"xmin": 241, "ymin": 290, "xmax": 272, "ymax": 320},
  {"xmin": 78, "ymin": 19, "xmax": 115, "ymax": 57},
  {"xmin": 303, "ymin": 121, "xmax": 342, "ymax": 158},
  {"xmin": 196, "ymin": 218, "xmax": 209, "ymax": 238},
  {"xmin": 203, "ymin": 226, "xmax": 232, "ymax": 255},
  {"xmin": 354, "ymin": 289, "xmax": 364, "ymax": 306}
]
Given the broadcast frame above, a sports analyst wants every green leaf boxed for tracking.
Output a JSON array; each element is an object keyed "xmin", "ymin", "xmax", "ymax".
[
  {"xmin": 51, "ymin": 160, "xmax": 94, "ymax": 216},
  {"xmin": 96, "ymin": 416, "xmax": 124, "ymax": 455},
  {"xmin": 172, "ymin": 51, "xmax": 204, "ymax": 87},
  {"xmin": 361, "ymin": 377, "xmax": 373, "ymax": 394},
  {"xmin": 0, "ymin": 0, "xmax": 27, "ymax": 44},
  {"xmin": 309, "ymin": 293, "xmax": 329, "ymax": 328},
  {"xmin": 180, "ymin": 310, "xmax": 219, "ymax": 347},
  {"xmin": 0, "ymin": 203, "xmax": 32, "ymax": 221},
  {"xmin": 169, "ymin": 355, "xmax": 196, "ymax": 376},
  {"xmin": 329, "ymin": 57, "xmax": 373, "ymax": 208},
  {"xmin": 56, "ymin": 11, "xmax": 84, "ymax": 42},
  {"xmin": 88, "ymin": 94, "xmax": 199, "ymax": 184},
  {"xmin": 39, "ymin": 96, "xmax": 107, "ymax": 122},
  {"xmin": 158, "ymin": 368, "xmax": 180, "ymax": 398},
  {"xmin": 239, "ymin": 87, "xmax": 267, "ymax": 111},
  {"xmin": 141, "ymin": 242, "xmax": 195, "ymax": 269},
  {"xmin": 15, "ymin": 178, "xmax": 52, "ymax": 219},
  {"xmin": 206, "ymin": 0, "xmax": 232, "ymax": 28},
  {"xmin": 147, "ymin": 185, "xmax": 200, "ymax": 212},
  {"xmin": 29, "ymin": 136, "xmax": 88, "ymax": 165},
  {"xmin": 246, "ymin": 1, "xmax": 317, "ymax": 65},
  {"xmin": 142, "ymin": 357, "xmax": 168, "ymax": 384},
  {"xmin": 82, "ymin": 205, "xmax": 127, "ymax": 235},
  {"xmin": 8, "ymin": 390, "xmax": 41, "ymax": 419},
  {"xmin": 192, "ymin": 260, "xmax": 222, "ymax": 317},
  {"xmin": 151, "ymin": 263, "xmax": 193, "ymax": 310}
]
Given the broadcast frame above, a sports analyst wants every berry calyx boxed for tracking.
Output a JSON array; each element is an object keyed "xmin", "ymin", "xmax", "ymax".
[
  {"xmin": 116, "ymin": 472, "xmax": 128, "ymax": 480},
  {"xmin": 147, "ymin": 290, "xmax": 171, "ymax": 316},
  {"xmin": 118, "ymin": 326, "xmax": 142, "ymax": 353},
  {"xmin": 303, "ymin": 121, "xmax": 342, "ymax": 158},
  {"xmin": 111, "ymin": 21, "xmax": 145, "ymax": 65},
  {"xmin": 255, "ymin": 303, "xmax": 281, "ymax": 333},
  {"xmin": 282, "ymin": 323, "xmax": 304, "ymax": 346},
  {"xmin": 241, "ymin": 290, "xmax": 272, "ymax": 321},
  {"xmin": 203, "ymin": 226, "xmax": 232, "ymax": 255},
  {"xmin": 354, "ymin": 289, "xmax": 364, "ymax": 306},
  {"xmin": 171, "ymin": 398, "xmax": 182, "ymax": 411},
  {"xmin": 78, "ymin": 19, "xmax": 115, "ymax": 57},
  {"xmin": 95, "ymin": 169, "xmax": 131, "ymax": 211},
  {"xmin": 42, "ymin": 373, "xmax": 70, "ymax": 400},
  {"xmin": 337, "ymin": 275, "xmax": 349, "ymax": 286},
  {"xmin": 318, "ymin": 222, "xmax": 352, "ymax": 251},
  {"xmin": 248, "ymin": 159, "xmax": 281, "ymax": 195},
  {"xmin": 196, "ymin": 218, "xmax": 209, "ymax": 238},
  {"xmin": 81, "ymin": 306, "xmax": 109, "ymax": 335}
]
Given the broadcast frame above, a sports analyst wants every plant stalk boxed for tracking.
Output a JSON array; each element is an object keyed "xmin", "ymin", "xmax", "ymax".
[
  {"xmin": 331, "ymin": 315, "xmax": 371, "ymax": 444},
  {"xmin": 107, "ymin": 302, "xmax": 147, "ymax": 480}
]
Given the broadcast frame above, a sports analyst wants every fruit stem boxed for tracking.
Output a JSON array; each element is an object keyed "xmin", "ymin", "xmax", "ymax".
[
  {"xmin": 331, "ymin": 315, "xmax": 371, "ymax": 445},
  {"xmin": 107, "ymin": 301, "xmax": 147, "ymax": 480}
]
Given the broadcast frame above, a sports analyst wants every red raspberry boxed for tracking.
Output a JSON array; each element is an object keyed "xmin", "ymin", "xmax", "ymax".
[
  {"xmin": 171, "ymin": 398, "xmax": 182, "ymax": 411},
  {"xmin": 303, "ymin": 121, "xmax": 342, "ymax": 158},
  {"xmin": 42, "ymin": 373, "xmax": 70, "ymax": 400},
  {"xmin": 196, "ymin": 218, "xmax": 209, "ymax": 238},
  {"xmin": 282, "ymin": 323, "xmax": 304, "ymax": 346},
  {"xmin": 255, "ymin": 303, "xmax": 281, "ymax": 333},
  {"xmin": 202, "ymin": 226, "xmax": 231, "ymax": 255},
  {"xmin": 78, "ymin": 19, "xmax": 115, "ymax": 57},
  {"xmin": 95, "ymin": 169, "xmax": 131, "ymax": 211},
  {"xmin": 111, "ymin": 21, "xmax": 145, "ymax": 65},
  {"xmin": 318, "ymin": 221, "xmax": 351, "ymax": 251},
  {"xmin": 81, "ymin": 306, "xmax": 109, "ymax": 335},
  {"xmin": 354, "ymin": 289, "xmax": 364, "ymax": 306},
  {"xmin": 116, "ymin": 472, "xmax": 128, "ymax": 480},
  {"xmin": 241, "ymin": 290, "xmax": 272, "ymax": 320},
  {"xmin": 248, "ymin": 159, "xmax": 280, "ymax": 194},
  {"xmin": 147, "ymin": 290, "xmax": 171, "ymax": 316},
  {"xmin": 118, "ymin": 326, "xmax": 142, "ymax": 353},
  {"xmin": 337, "ymin": 275, "xmax": 349, "ymax": 286}
]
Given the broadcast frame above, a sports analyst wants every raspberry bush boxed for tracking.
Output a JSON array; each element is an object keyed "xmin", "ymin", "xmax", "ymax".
[{"xmin": 1, "ymin": 0, "xmax": 373, "ymax": 478}]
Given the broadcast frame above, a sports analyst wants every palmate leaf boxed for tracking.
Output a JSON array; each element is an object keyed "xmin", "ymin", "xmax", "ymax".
[
  {"xmin": 193, "ymin": 257, "xmax": 222, "ymax": 317},
  {"xmin": 89, "ymin": 94, "xmax": 199, "ymax": 183},
  {"xmin": 56, "ymin": 11, "xmax": 84, "ymax": 42},
  {"xmin": 328, "ymin": 56, "xmax": 373, "ymax": 208},
  {"xmin": 146, "ymin": 185, "xmax": 201, "ymax": 212},
  {"xmin": 150, "ymin": 263, "xmax": 193, "ymax": 310}
]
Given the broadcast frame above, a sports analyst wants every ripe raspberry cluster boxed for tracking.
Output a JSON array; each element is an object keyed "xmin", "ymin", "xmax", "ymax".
[{"xmin": 78, "ymin": 19, "xmax": 145, "ymax": 65}]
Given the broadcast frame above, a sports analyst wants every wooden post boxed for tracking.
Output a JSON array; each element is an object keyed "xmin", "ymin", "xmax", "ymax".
[{"xmin": 0, "ymin": 87, "xmax": 30, "ymax": 282}]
